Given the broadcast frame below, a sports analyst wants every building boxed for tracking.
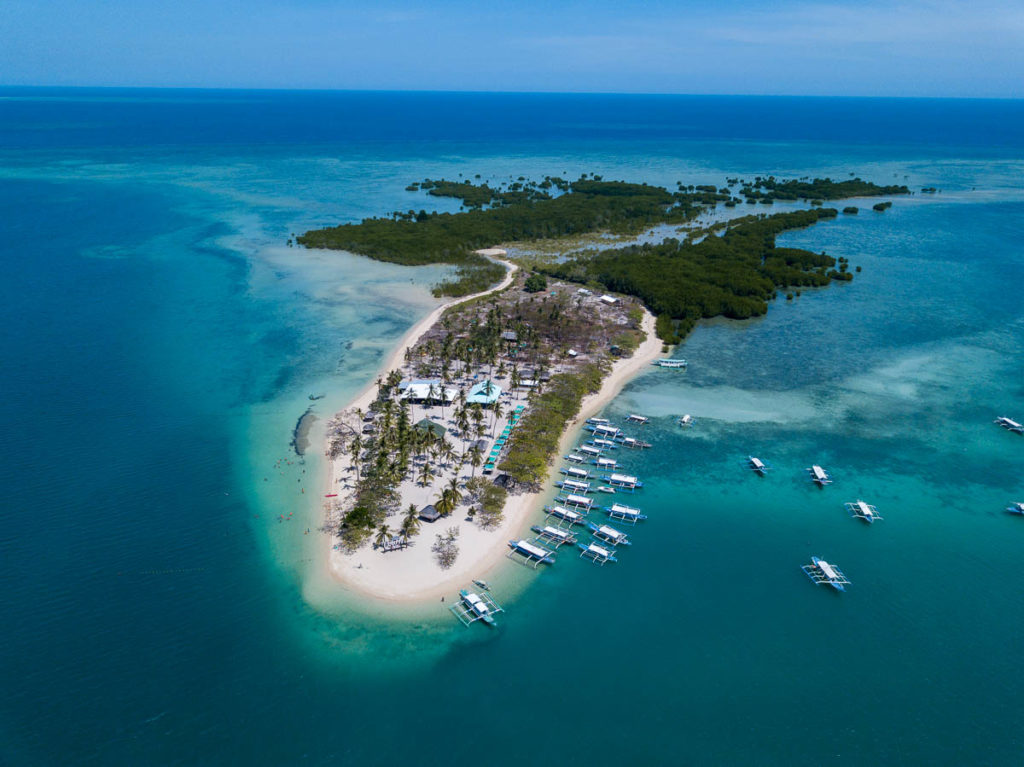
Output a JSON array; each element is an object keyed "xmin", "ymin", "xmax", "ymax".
[
  {"xmin": 414, "ymin": 418, "xmax": 447, "ymax": 439},
  {"xmin": 418, "ymin": 504, "xmax": 441, "ymax": 522},
  {"xmin": 400, "ymin": 382, "xmax": 458, "ymax": 404},
  {"xmin": 599, "ymin": 294, "xmax": 619, "ymax": 305},
  {"xmin": 466, "ymin": 379, "xmax": 503, "ymax": 406}
]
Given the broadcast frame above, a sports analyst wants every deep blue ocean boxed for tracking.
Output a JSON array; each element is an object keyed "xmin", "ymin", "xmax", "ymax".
[{"xmin": 2, "ymin": 89, "xmax": 1023, "ymax": 765}]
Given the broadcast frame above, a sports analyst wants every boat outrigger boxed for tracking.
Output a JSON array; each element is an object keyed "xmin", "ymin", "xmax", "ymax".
[
  {"xmin": 995, "ymin": 416, "xmax": 1023, "ymax": 434},
  {"xmin": 555, "ymin": 478, "xmax": 592, "ymax": 494},
  {"xmin": 507, "ymin": 539, "xmax": 556, "ymax": 568},
  {"xmin": 586, "ymin": 521, "xmax": 631, "ymax": 546},
  {"xmin": 450, "ymin": 588, "xmax": 504, "ymax": 626},
  {"xmin": 748, "ymin": 456, "xmax": 768, "ymax": 475},
  {"xmin": 1006, "ymin": 502, "xmax": 1024, "ymax": 515},
  {"xmin": 802, "ymin": 556, "xmax": 850, "ymax": 591},
  {"xmin": 807, "ymin": 465, "xmax": 833, "ymax": 486},
  {"xmin": 619, "ymin": 437, "xmax": 652, "ymax": 450},
  {"xmin": 599, "ymin": 473, "xmax": 643, "ymax": 492},
  {"xmin": 556, "ymin": 494, "xmax": 594, "ymax": 511},
  {"xmin": 626, "ymin": 414, "xmax": 649, "ymax": 424},
  {"xmin": 577, "ymin": 541, "xmax": 617, "ymax": 565},
  {"xmin": 560, "ymin": 465, "xmax": 591, "ymax": 478},
  {"xmin": 653, "ymin": 359, "xmax": 688, "ymax": 369},
  {"xmin": 846, "ymin": 499, "xmax": 883, "ymax": 523},
  {"xmin": 545, "ymin": 504, "xmax": 589, "ymax": 525},
  {"xmin": 603, "ymin": 502, "xmax": 647, "ymax": 524},
  {"xmin": 531, "ymin": 525, "xmax": 577, "ymax": 547}
]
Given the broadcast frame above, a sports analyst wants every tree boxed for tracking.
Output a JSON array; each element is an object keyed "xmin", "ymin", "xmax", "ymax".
[
  {"xmin": 374, "ymin": 524, "xmax": 391, "ymax": 549},
  {"xmin": 434, "ymin": 488, "xmax": 455, "ymax": 517},
  {"xmin": 402, "ymin": 503, "xmax": 421, "ymax": 538},
  {"xmin": 491, "ymin": 401, "xmax": 505, "ymax": 437},
  {"xmin": 417, "ymin": 462, "xmax": 435, "ymax": 488},
  {"xmin": 524, "ymin": 272, "xmax": 547, "ymax": 293},
  {"xmin": 446, "ymin": 476, "xmax": 462, "ymax": 507},
  {"xmin": 348, "ymin": 434, "xmax": 363, "ymax": 482},
  {"xmin": 468, "ymin": 445, "xmax": 484, "ymax": 477}
]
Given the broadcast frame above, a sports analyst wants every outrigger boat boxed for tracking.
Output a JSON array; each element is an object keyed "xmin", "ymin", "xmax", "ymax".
[
  {"xmin": 603, "ymin": 502, "xmax": 647, "ymax": 524},
  {"xmin": 748, "ymin": 456, "xmax": 768, "ymax": 475},
  {"xmin": 507, "ymin": 539, "xmax": 555, "ymax": 567},
  {"xmin": 995, "ymin": 416, "xmax": 1024, "ymax": 434},
  {"xmin": 559, "ymin": 466, "xmax": 591, "ymax": 480},
  {"xmin": 577, "ymin": 541, "xmax": 617, "ymax": 565},
  {"xmin": 802, "ymin": 556, "xmax": 850, "ymax": 591},
  {"xmin": 555, "ymin": 478, "xmax": 592, "ymax": 494},
  {"xmin": 577, "ymin": 445, "xmax": 603, "ymax": 458},
  {"xmin": 531, "ymin": 525, "xmax": 577, "ymax": 547},
  {"xmin": 586, "ymin": 424, "xmax": 622, "ymax": 439},
  {"xmin": 588, "ymin": 438, "xmax": 619, "ymax": 450},
  {"xmin": 653, "ymin": 359, "xmax": 688, "ymax": 369},
  {"xmin": 592, "ymin": 456, "xmax": 618, "ymax": 470},
  {"xmin": 564, "ymin": 453, "xmax": 586, "ymax": 463},
  {"xmin": 599, "ymin": 473, "xmax": 643, "ymax": 492},
  {"xmin": 626, "ymin": 414, "xmax": 649, "ymax": 424},
  {"xmin": 1006, "ymin": 502, "xmax": 1024, "ymax": 515},
  {"xmin": 619, "ymin": 437, "xmax": 652, "ymax": 450},
  {"xmin": 586, "ymin": 417, "xmax": 611, "ymax": 426},
  {"xmin": 472, "ymin": 579, "xmax": 490, "ymax": 591},
  {"xmin": 597, "ymin": 486, "xmax": 616, "ymax": 494},
  {"xmin": 545, "ymin": 504, "xmax": 589, "ymax": 524},
  {"xmin": 807, "ymin": 465, "xmax": 833, "ymax": 486},
  {"xmin": 846, "ymin": 499, "xmax": 883, "ymax": 523},
  {"xmin": 556, "ymin": 494, "xmax": 594, "ymax": 511},
  {"xmin": 586, "ymin": 521, "xmax": 631, "ymax": 546},
  {"xmin": 450, "ymin": 588, "xmax": 504, "ymax": 626},
  {"xmin": 678, "ymin": 414, "xmax": 694, "ymax": 427}
]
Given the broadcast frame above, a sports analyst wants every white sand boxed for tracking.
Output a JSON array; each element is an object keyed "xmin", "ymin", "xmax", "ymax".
[{"xmin": 320, "ymin": 260, "xmax": 664, "ymax": 603}]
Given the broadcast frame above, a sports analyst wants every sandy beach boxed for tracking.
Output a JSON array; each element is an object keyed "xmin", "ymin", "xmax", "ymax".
[{"xmin": 320, "ymin": 256, "xmax": 664, "ymax": 603}]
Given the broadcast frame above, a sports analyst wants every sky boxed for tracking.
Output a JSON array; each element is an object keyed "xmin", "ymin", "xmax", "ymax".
[{"xmin": 1, "ymin": 0, "xmax": 1022, "ymax": 97}]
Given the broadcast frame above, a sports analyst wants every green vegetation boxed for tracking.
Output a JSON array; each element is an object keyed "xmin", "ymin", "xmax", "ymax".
[
  {"xmin": 843, "ymin": 206, "xmax": 859, "ymax": 214},
  {"xmin": 499, "ymin": 363, "xmax": 606, "ymax": 488},
  {"xmin": 873, "ymin": 201, "xmax": 893, "ymax": 212},
  {"xmin": 465, "ymin": 477, "xmax": 507, "ymax": 528},
  {"xmin": 298, "ymin": 176, "xmax": 729, "ymax": 296},
  {"xmin": 523, "ymin": 272, "xmax": 547, "ymax": 293},
  {"xmin": 739, "ymin": 176, "xmax": 909, "ymax": 202},
  {"xmin": 541, "ymin": 209, "xmax": 849, "ymax": 344}
]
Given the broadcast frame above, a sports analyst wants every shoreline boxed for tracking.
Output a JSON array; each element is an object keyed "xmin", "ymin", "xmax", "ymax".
[{"xmin": 318, "ymin": 261, "xmax": 664, "ymax": 604}]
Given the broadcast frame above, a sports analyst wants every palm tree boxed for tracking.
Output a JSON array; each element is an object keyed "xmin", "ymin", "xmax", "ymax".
[
  {"xmin": 417, "ymin": 462, "xmax": 435, "ymax": 488},
  {"xmin": 348, "ymin": 434, "xmax": 363, "ymax": 481},
  {"xmin": 446, "ymin": 476, "xmax": 462, "ymax": 507},
  {"xmin": 374, "ymin": 524, "xmax": 391, "ymax": 549},
  {"xmin": 490, "ymin": 401, "xmax": 505, "ymax": 437},
  {"xmin": 468, "ymin": 445, "xmax": 483, "ymax": 478},
  {"xmin": 402, "ymin": 504, "xmax": 421, "ymax": 539},
  {"xmin": 434, "ymin": 488, "xmax": 455, "ymax": 517},
  {"xmin": 510, "ymin": 365, "xmax": 521, "ymax": 398}
]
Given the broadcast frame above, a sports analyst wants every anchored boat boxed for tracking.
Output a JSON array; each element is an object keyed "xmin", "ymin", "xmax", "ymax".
[
  {"xmin": 802, "ymin": 557, "xmax": 850, "ymax": 591},
  {"xmin": 586, "ymin": 521, "xmax": 631, "ymax": 546},
  {"xmin": 619, "ymin": 437, "xmax": 652, "ymax": 450},
  {"xmin": 577, "ymin": 541, "xmax": 617, "ymax": 565},
  {"xmin": 1006, "ymin": 502, "xmax": 1024, "ymax": 515},
  {"xmin": 560, "ymin": 466, "xmax": 591, "ymax": 480},
  {"xmin": 995, "ymin": 416, "xmax": 1024, "ymax": 434},
  {"xmin": 555, "ymin": 478, "xmax": 592, "ymax": 494},
  {"xmin": 592, "ymin": 456, "xmax": 618, "ymax": 470},
  {"xmin": 678, "ymin": 414, "xmax": 694, "ymax": 427},
  {"xmin": 556, "ymin": 493, "xmax": 594, "ymax": 511},
  {"xmin": 450, "ymin": 588, "xmax": 504, "ymax": 626},
  {"xmin": 653, "ymin": 359, "xmax": 687, "ymax": 369},
  {"xmin": 531, "ymin": 525, "xmax": 577, "ymax": 547},
  {"xmin": 626, "ymin": 414, "xmax": 649, "ymax": 424},
  {"xmin": 846, "ymin": 499, "xmax": 883, "ymax": 523},
  {"xmin": 507, "ymin": 539, "xmax": 555, "ymax": 567},
  {"xmin": 599, "ymin": 472, "xmax": 643, "ymax": 492},
  {"xmin": 807, "ymin": 465, "xmax": 832, "ymax": 486},
  {"xmin": 603, "ymin": 502, "xmax": 647, "ymax": 524},
  {"xmin": 748, "ymin": 456, "xmax": 768, "ymax": 475},
  {"xmin": 545, "ymin": 504, "xmax": 589, "ymax": 524}
]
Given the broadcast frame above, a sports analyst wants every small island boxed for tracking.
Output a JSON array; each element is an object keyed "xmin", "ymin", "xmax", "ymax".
[{"xmin": 301, "ymin": 174, "xmax": 901, "ymax": 600}]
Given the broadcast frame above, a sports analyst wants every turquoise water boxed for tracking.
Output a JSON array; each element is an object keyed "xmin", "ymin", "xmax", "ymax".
[{"xmin": 2, "ymin": 90, "xmax": 1023, "ymax": 764}]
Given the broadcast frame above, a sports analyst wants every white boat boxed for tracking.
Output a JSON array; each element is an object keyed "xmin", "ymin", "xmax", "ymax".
[
  {"xmin": 564, "ymin": 453, "xmax": 585, "ymax": 463},
  {"xmin": 807, "ymin": 465, "xmax": 832, "ymax": 486},
  {"xmin": 560, "ymin": 466, "xmax": 591, "ymax": 480},
  {"xmin": 678, "ymin": 414, "xmax": 694, "ymax": 427},
  {"xmin": 995, "ymin": 416, "xmax": 1024, "ymax": 434},
  {"xmin": 653, "ymin": 359, "xmax": 688, "ymax": 369},
  {"xmin": 560, "ymin": 493, "xmax": 594, "ymax": 510},
  {"xmin": 590, "ymin": 438, "xmax": 618, "ymax": 449},
  {"xmin": 531, "ymin": 525, "xmax": 576, "ymax": 546},
  {"xmin": 556, "ymin": 478, "xmax": 591, "ymax": 494},
  {"xmin": 593, "ymin": 457, "xmax": 618, "ymax": 470},
  {"xmin": 577, "ymin": 542, "xmax": 617, "ymax": 565},
  {"xmin": 587, "ymin": 521, "xmax": 631, "ymax": 546},
  {"xmin": 459, "ymin": 590, "xmax": 494, "ymax": 625},
  {"xmin": 507, "ymin": 539, "xmax": 555, "ymax": 566},
  {"xmin": 748, "ymin": 456, "xmax": 768, "ymax": 474},
  {"xmin": 802, "ymin": 556, "xmax": 850, "ymax": 591},
  {"xmin": 626, "ymin": 414, "xmax": 649, "ymax": 424},
  {"xmin": 586, "ymin": 417, "xmax": 611, "ymax": 426},
  {"xmin": 545, "ymin": 504, "xmax": 587, "ymax": 524},
  {"xmin": 845, "ymin": 499, "xmax": 883, "ymax": 523},
  {"xmin": 604, "ymin": 502, "xmax": 647, "ymax": 524},
  {"xmin": 597, "ymin": 486, "xmax": 616, "ymax": 494},
  {"xmin": 619, "ymin": 437, "xmax": 652, "ymax": 450},
  {"xmin": 1007, "ymin": 502, "xmax": 1024, "ymax": 515},
  {"xmin": 578, "ymin": 445, "xmax": 603, "ymax": 457}
]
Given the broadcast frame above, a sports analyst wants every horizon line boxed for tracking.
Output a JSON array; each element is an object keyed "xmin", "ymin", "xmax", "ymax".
[{"xmin": 1, "ymin": 84, "xmax": 1021, "ymax": 102}]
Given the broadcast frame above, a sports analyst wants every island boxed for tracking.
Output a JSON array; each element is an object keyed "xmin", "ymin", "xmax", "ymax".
[{"xmin": 300, "ymin": 174, "xmax": 900, "ymax": 601}]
